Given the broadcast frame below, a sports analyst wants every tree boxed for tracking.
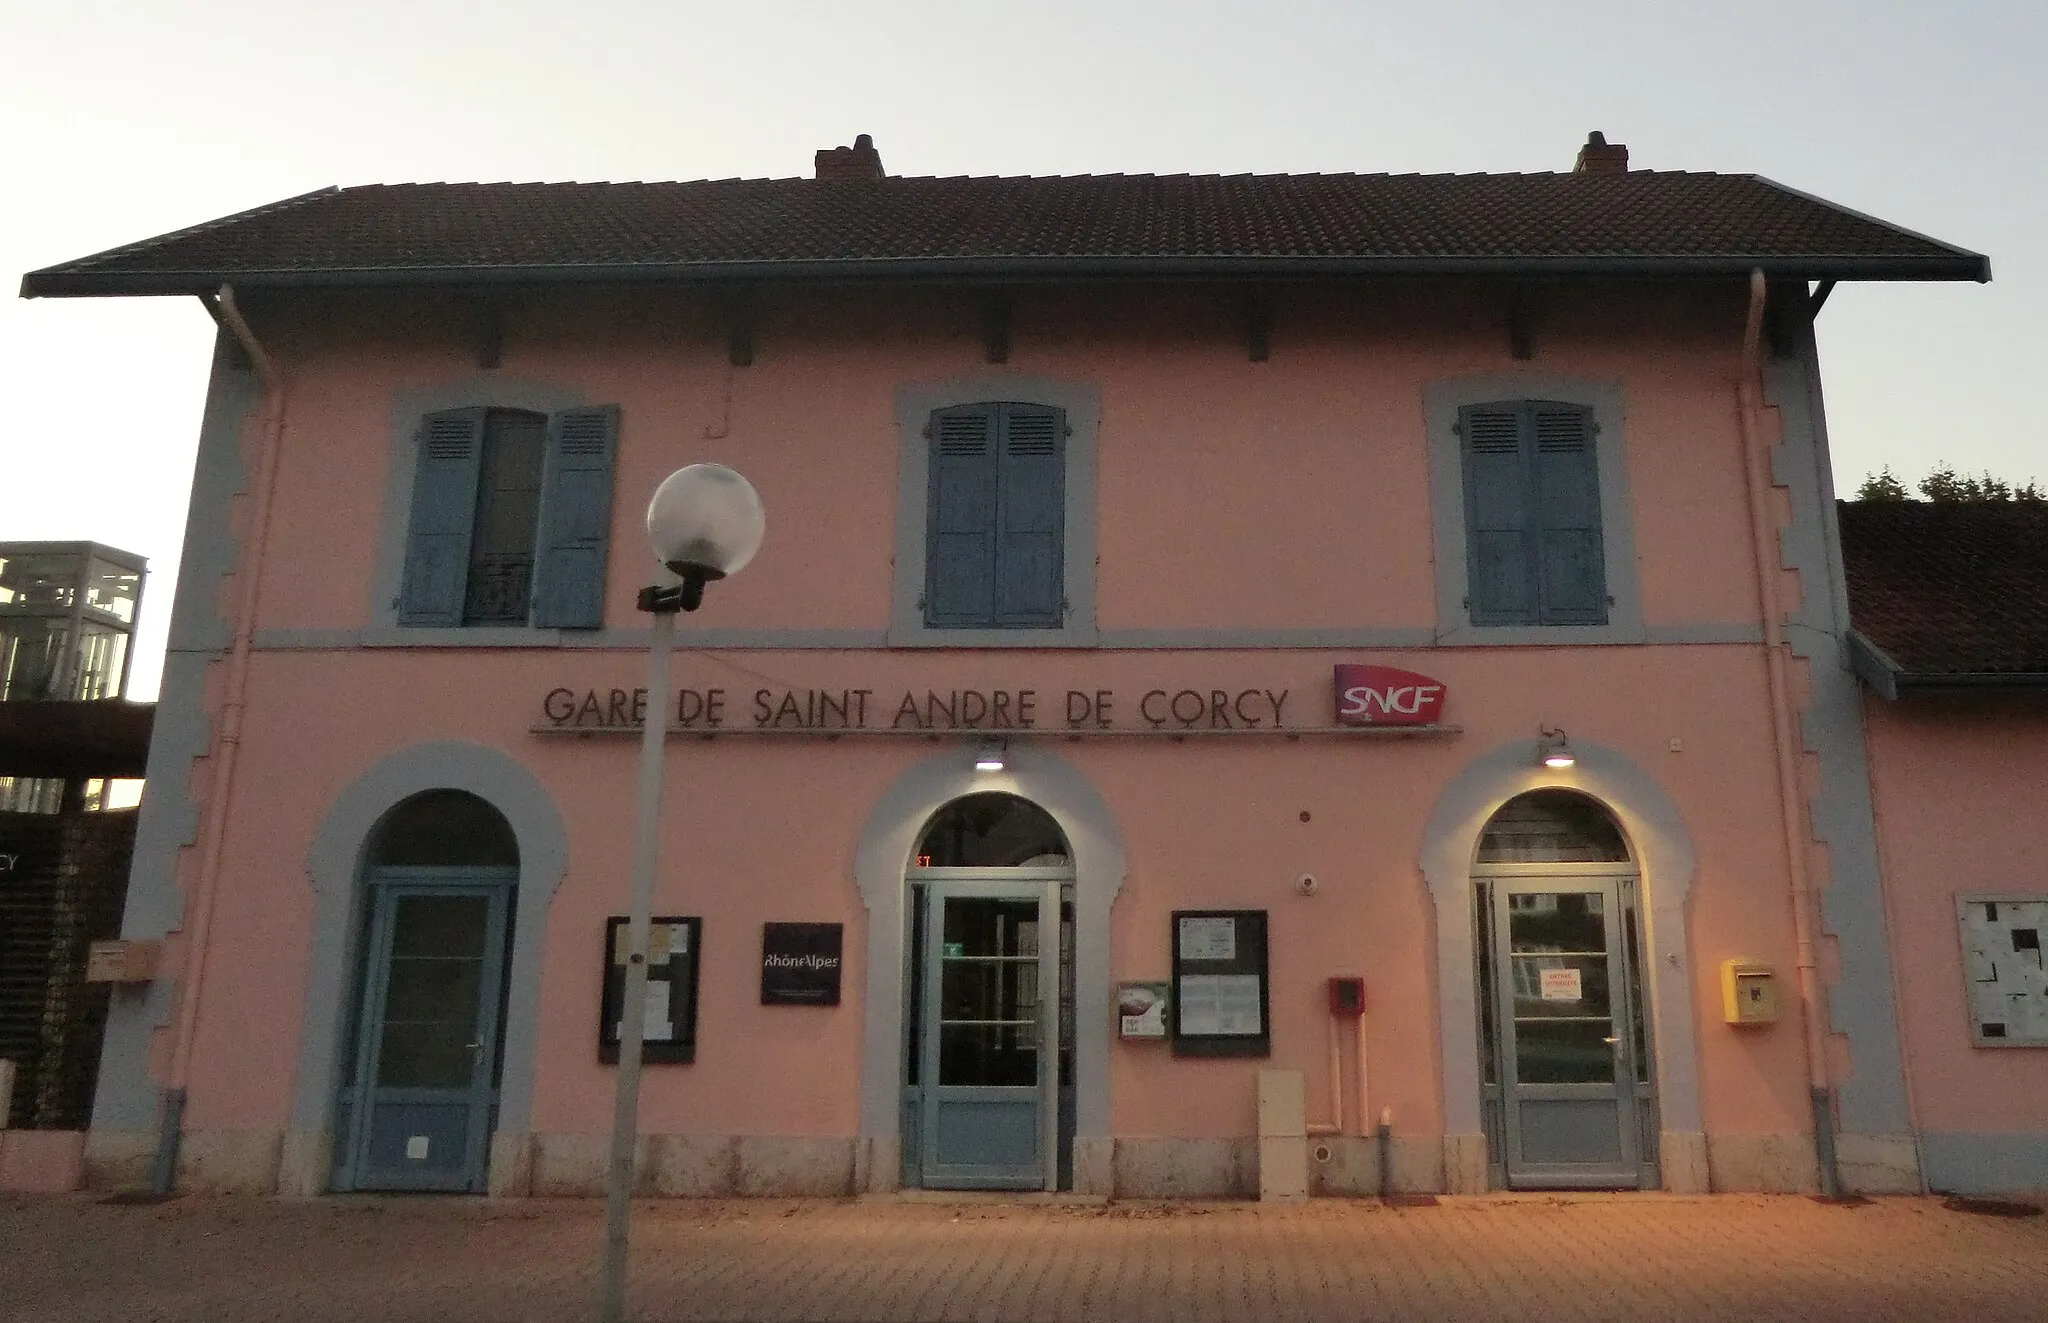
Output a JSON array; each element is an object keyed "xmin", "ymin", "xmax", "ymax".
[
  {"xmin": 1855, "ymin": 467, "xmax": 1910, "ymax": 501},
  {"xmin": 1853, "ymin": 463, "xmax": 2044, "ymax": 502}
]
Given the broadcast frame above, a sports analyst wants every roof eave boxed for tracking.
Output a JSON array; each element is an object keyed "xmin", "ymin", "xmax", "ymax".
[
  {"xmin": 18, "ymin": 251, "xmax": 1994, "ymax": 299},
  {"xmin": 1892, "ymin": 671, "xmax": 2048, "ymax": 695},
  {"xmin": 1849, "ymin": 628, "xmax": 2048, "ymax": 700}
]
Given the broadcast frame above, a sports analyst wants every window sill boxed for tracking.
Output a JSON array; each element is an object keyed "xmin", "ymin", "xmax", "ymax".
[
  {"xmin": 1436, "ymin": 620, "xmax": 1762, "ymax": 647},
  {"xmin": 886, "ymin": 623, "xmax": 1101, "ymax": 649}
]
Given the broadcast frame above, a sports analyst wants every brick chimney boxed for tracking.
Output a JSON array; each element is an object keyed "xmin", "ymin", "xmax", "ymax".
[
  {"xmin": 1573, "ymin": 131, "xmax": 1629, "ymax": 174},
  {"xmin": 815, "ymin": 133, "xmax": 885, "ymax": 181}
]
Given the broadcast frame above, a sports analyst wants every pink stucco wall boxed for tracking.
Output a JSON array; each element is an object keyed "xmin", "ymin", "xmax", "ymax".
[
  {"xmin": 1864, "ymin": 694, "xmax": 2048, "ymax": 1134},
  {"xmin": 242, "ymin": 282, "xmax": 1765, "ymax": 637},
  {"xmin": 165, "ymin": 278, "xmax": 1827, "ymax": 1152}
]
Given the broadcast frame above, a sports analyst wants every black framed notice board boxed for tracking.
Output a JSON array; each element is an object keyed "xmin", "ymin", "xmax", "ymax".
[
  {"xmin": 1169, "ymin": 909, "xmax": 1270, "ymax": 1057},
  {"xmin": 598, "ymin": 916, "xmax": 701, "ymax": 1064}
]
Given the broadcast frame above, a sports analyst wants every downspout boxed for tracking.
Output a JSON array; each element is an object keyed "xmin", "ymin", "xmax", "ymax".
[
  {"xmin": 1735, "ymin": 268, "xmax": 1841, "ymax": 1198},
  {"xmin": 150, "ymin": 286, "xmax": 287, "ymax": 1194}
]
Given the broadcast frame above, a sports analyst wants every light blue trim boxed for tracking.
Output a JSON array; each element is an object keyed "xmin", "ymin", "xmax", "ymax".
[
  {"xmin": 853, "ymin": 746, "xmax": 1125, "ymax": 1146},
  {"xmin": 1098, "ymin": 627, "xmax": 1439, "ymax": 649},
  {"xmin": 892, "ymin": 375, "xmax": 1099, "ymax": 647},
  {"xmin": 1418, "ymin": 739, "xmax": 1703, "ymax": 1157},
  {"xmin": 291, "ymin": 742, "xmax": 569, "ymax": 1153},
  {"xmin": 247, "ymin": 622, "xmax": 1761, "ymax": 654},
  {"xmin": 1424, "ymin": 374, "xmax": 1646, "ymax": 645},
  {"xmin": 91, "ymin": 331, "xmax": 260, "ymax": 1132},
  {"xmin": 1642, "ymin": 622, "xmax": 1765, "ymax": 646},
  {"xmin": 251, "ymin": 626, "xmax": 891, "ymax": 651},
  {"xmin": 371, "ymin": 376, "xmax": 587, "ymax": 631},
  {"xmin": 1921, "ymin": 1133, "xmax": 2048, "ymax": 1194},
  {"xmin": 1767, "ymin": 336, "xmax": 1911, "ymax": 1138}
]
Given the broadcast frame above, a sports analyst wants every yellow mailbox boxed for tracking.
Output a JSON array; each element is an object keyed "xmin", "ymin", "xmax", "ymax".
[{"xmin": 1720, "ymin": 958, "xmax": 1778, "ymax": 1025}]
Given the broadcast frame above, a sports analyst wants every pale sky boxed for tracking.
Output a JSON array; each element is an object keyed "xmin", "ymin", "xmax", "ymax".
[{"xmin": 4, "ymin": 0, "xmax": 2040, "ymax": 699}]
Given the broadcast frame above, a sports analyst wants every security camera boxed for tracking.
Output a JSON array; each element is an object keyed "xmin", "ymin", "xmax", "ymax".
[{"xmin": 1295, "ymin": 873, "xmax": 1319, "ymax": 897}]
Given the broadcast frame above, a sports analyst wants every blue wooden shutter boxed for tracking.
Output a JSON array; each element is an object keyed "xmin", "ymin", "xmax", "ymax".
[
  {"xmin": 925, "ymin": 406, "xmax": 999, "ymax": 626},
  {"xmin": 993, "ymin": 404, "xmax": 1065, "ymax": 627},
  {"xmin": 398, "ymin": 408, "xmax": 487, "ymax": 626},
  {"xmin": 530, "ymin": 406, "xmax": 620, "ymax": 629},
  {"xmin": 1461, "ymin": 404, "xmax": 1537, "ymax": 626},
  {"xmin": 1530, "ymin": 404, "xmax": 1607, "ymax": 625}
]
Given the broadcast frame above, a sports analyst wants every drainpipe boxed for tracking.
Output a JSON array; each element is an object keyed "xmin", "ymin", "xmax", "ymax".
[
  {"xmin": 1735, "ymin": 268, "xmax": 1842, "ymax": 1198},
  {"xmin": 150, "ymin": 285, "xmax": 287, "ymax": 1195}
]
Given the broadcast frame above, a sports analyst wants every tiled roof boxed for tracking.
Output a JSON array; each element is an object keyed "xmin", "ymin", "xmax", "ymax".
[
  {"xmin": 20, "ymin": 170, "xmax": 1988, "ymax": 296},
  {"xmin": 1840, "ymin": 500, "xmax": 2048, "ymax": 692}
]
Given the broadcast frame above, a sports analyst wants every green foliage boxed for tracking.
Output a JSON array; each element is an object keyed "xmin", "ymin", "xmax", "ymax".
[
  {"xmin": 1853, "ymin": 463, "xmax": 2045, "ymax": 502},
  {"xmin": 1855, "ymin": 468, "xmax": 1910, "ymax": 501}
]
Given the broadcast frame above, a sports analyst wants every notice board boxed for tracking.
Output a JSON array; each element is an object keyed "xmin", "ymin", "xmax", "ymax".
[
  {"xmin": 598, "ymin": 916, "xmax": 701, "ymax": 1064},
  {"xmin": 1170, "ymin": 909, "xmax": 1270, "ymax": 1057}
]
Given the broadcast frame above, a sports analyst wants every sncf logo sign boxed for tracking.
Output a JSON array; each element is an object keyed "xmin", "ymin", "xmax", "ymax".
[{"xmin": 1334, "ymin": 665, "xmax": 1447, "ymax": 727}]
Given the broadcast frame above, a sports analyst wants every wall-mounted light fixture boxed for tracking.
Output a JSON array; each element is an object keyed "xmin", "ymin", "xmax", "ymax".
[
  {"xmin": 974, "ymin": 740, "xmax": 1008, "ymax": 772},
  {"xmin": 1538, "ymin": 726, "xmax": 1576, "ymax": 769}
]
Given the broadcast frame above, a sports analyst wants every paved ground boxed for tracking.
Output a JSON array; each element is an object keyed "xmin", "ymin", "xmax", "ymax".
[{"xmin": 4, "ymin": 1191, "xmax": 2047, "ymax": 1322}]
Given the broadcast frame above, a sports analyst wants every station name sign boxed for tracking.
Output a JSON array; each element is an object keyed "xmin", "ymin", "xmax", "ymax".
[
  {"xmin": 542, "ymin": 684, "xmax": 1294, "ymax": 731},
  {"xmin": 541, "ymin": 665, "xmax": 1447, "ymax": 733}
]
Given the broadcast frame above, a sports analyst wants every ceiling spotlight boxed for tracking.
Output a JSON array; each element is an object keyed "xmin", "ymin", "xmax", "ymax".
[
  {"xmin": 1539, "ymin": 726, "xmax": 1576, "ymax": 769},
  {"xmin": 974, "ymin": 741, "xmax": 1007, "ymax": 772}
]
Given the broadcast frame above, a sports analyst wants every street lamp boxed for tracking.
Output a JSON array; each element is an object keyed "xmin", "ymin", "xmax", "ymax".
[{"xmin": 599, "ymin": 463, "xmax": 764, "ymax": 1323}]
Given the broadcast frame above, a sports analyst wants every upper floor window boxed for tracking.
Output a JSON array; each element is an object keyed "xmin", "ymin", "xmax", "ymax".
[
  {"xmin": 924, "ymin": 402, "xmax": 1066, "ymax": 629},
  {"xmin": 1459, "ymin": 400, "xmax": 1608, "ymax": 627},
  {"xmin": 397, "ymin": 405, "xmax": 619, "ymax": 629}
]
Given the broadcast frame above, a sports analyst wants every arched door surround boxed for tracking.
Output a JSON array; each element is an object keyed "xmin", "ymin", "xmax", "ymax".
[
  {"xmin": 1420, "ymin": 738, "xmax": 1703, "ymax": 1194},
  {"xmin": 903, "ymin": 792, "xmax": 1075, "ymax": 1191},
  {"xmin": 289, "ymin": 741, "xmax": 567, "ymax": 1196},
  {"xmin": 853, "ymin": 744, "xmax": 1125, "ymax": 1195},
  {"xmin": 1473, "ymin": 790, "xmax": 1657, "ymax": 1190}
]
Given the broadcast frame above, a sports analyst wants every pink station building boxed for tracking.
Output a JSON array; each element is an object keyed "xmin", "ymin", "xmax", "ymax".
[{"xmin": 10, "ymin": 132, "xmax": 2045, "ymax": 1202}]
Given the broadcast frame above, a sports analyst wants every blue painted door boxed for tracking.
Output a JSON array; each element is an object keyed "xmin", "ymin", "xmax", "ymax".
[
  {"xmin": 339, "ymin": 877, "xmax": 513, "ymax": 1193},
  {"xmin": 918, "ymin": 883, "xmax": 1057, "ymax": 1190},
  {"xmin": 1489, "ymin": 877, "xmax": 1649, "ymax": 1188}
]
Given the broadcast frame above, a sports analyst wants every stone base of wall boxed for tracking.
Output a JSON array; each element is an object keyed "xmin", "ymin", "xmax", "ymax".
[
  {"xmin": 1706, "ymin": 1133, "xmax": 1821, "ymax": 1194},
  {"xmin": 1111, "ymin": 1137, "xmax": 1256, "ymax": 1199},
  {"xmin": 278, "ymin": 1128, "xmax": 331, "ymax": 1198},
  {"xmin": 1837, "ymin": 1132, "xmax": 1921, "ymax": 1194},
  {"xmin": 1442, "ymin": 1133, "xmax": 1487, "ymax": 1194},
  {"xmin": 854, "ymin": 1137, "xmax": 900, "ymax": 1195},
  {"xmin": 531, "ymin": 1134, "xmax": 858, "ymax": 1197},
  {"xmin": 1303, "ymin": 1135, "xmax": 1446, "ymax": 1196},
  {"xmin": 0, "ymin": 1129, "xmax": 86, "ymax": 1192},
  {"xmin": 1661, "ymin": 1130, "xmax": 1710, "ymax": 1193},
  {"xmin": 176, "ymin": 1128, "xmax": 284, "ymax": 1194},
  {"xmin": 1070, "ymin": 1137, "xmax": 1113, "ymax": 1197},
  {"xmin": 80, "ymin": 1126, "xmax": 288, "ymax": 1195},
  {"xmin": 1922, "ymin": 1132, "xmax": 2048, "ymax": 1195},
  {"xmin": 82, "ymin": 1127, "xmax": 153, "ymax": 1190},
  {"xmin": 78, "ymin": 1126, "xmax": 1948, "ymax": 1199}
]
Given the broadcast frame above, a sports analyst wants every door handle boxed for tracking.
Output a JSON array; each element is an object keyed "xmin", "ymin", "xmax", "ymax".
[{"xmin": 1602, "ymin": 1036, "xmax": 1620, "ymax": 1045}]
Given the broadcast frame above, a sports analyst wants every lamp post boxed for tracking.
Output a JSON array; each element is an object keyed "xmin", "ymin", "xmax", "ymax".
[{"xmin": 599, "ymin": 463, "xmax": 764, "ymax": 1323}]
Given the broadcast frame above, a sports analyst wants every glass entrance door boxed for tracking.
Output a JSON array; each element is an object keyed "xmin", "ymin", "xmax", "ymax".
[
  {"xmin": 916, "ymin": 882, "xmax": 1061, "ymax": 1190},
  {"xmin": 1485, "ymin": 878, "xmax": 1649, "ymax": 1188},
  {"xmin": 337, "ymin": 879, "xmax": 512, "ymax": 1192}
]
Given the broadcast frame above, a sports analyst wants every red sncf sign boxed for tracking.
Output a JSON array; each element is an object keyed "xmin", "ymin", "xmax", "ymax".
[{"xmin": 1333, "ymin": 665, "xmax": 1447, "ymax": 727}]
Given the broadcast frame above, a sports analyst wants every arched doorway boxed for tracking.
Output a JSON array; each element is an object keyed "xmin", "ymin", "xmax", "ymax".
[
  {"xmin": 332, "ymin": 789, "xmax": 518, "ymax": 1193},
  {"xmin": 902, "ymin": 792, "xmax": 1074, "ymax": 1191},
  {"xmin": 1473, "ymin": 789, "xmax": 1658, "ymax": 1190}
]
